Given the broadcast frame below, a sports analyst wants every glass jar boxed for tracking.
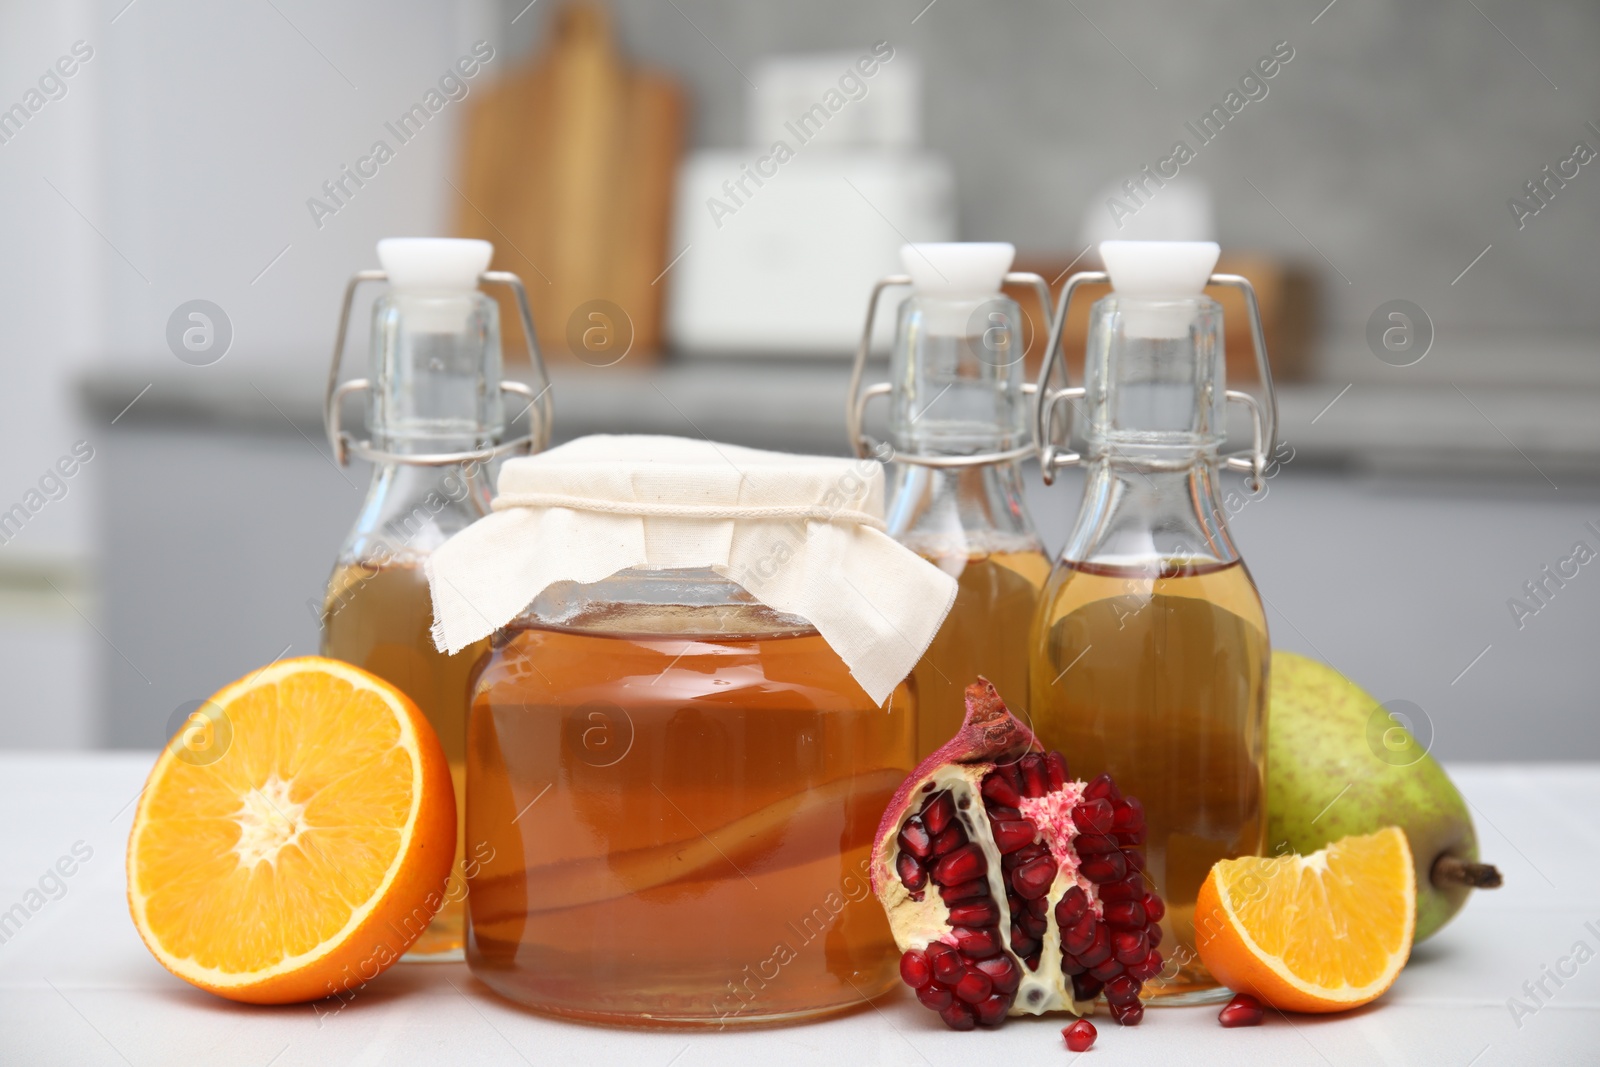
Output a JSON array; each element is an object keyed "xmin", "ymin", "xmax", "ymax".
[
  {"xmin": 465, "ymin": 567, "xmax": 914, "ymax": 1025},
  {"xmin": 1029, "ymin": 241, "xmax": 1277, "ymax": 1004}
]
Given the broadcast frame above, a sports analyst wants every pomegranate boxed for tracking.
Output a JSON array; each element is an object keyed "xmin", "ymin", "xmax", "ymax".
[
  {"xmin": 1063, "ymin": 1019, "xmax": 1097, "ymax": 1051},
  {"xmin": 1218, "ymin": 992, "xmax": 1264, "ymax": 1027},
  {"xmin": 871, "ymin": 679, "xmax": 1165, "ymax": 1031}
]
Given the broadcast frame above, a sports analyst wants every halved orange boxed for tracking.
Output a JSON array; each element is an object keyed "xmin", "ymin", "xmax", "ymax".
[
  {"xmin": 127, "ymin": 656, "xmax": 455, "ymax": 1004},
  {"xmin": 1195, "ymin": 827, "xmax": 1416, "ymax": 1012}
]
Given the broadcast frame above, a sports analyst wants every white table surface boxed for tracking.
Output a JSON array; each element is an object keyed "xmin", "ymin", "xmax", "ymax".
[{"xmin": 1, "ymin": 754, "xmax": 1596, "ymax": 1066}]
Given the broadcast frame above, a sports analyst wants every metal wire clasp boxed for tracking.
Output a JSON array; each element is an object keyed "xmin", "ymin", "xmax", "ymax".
[
  {"xmin": 1031, "ymin": 271, "xmax": 1279, "ymax": 490},
  {"xmin": 323, "ymin": 270, "xmax": 553, "ymax": 467},
  {"xmin": 846, "ymin": 272, "xmax": 1055, "ymax": 467}
]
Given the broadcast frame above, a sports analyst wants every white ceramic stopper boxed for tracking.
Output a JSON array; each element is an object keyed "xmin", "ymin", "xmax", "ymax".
[
  {"xmin": 900, "ymin": 242, "xmax": 1015, "ymax": 299},
  {"xmin": 1100, "ymin": 240, "xmax": 1220, "ymax": 339},
  {"xmin": 376, "ymin": 237, "xmax": 493, "ymax": 332}
]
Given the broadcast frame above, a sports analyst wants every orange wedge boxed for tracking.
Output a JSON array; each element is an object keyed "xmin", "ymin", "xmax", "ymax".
[
  {"xmin": 1195, "ymin": 827, "xmax": 1416, "ymax": 1012},
  {"xmin": 127, "ymin": 656, "xmax": 455, "ymax": 1004}
]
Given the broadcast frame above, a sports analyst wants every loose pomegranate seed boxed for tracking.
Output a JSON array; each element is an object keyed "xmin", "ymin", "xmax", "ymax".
[
  {"xmin": 940, "ymin": 1001, "xmax": 976, "ymax": 1031},
  {"xmin": 1112, "ymin": 929, "xmax": 1149, "ymax": 966},
  {"xmin": 1103, "ymin": 900, "xmax": 1146, "ymax": 928},
  {"xmin": 1108, "ymin": 999, "xmax": 1144, "ymax": 1026},
  {"xmin": 932, "ymin": 844, "xmax": 987, "ymax": 886},
  {"xmin": 900, "ymin": 949, "xmax": 931, "ymax": 988},
  {"xmin": 955, "ymin": 970, "xmax": 993, "ymax": 1004},
  {"xmin": 898, "ymin": 817, "xmax": 933, "ymax": 859},
  {"xmin": 922, "ymin": 791, "xmax": 956, "ymax": 836},
  {"xmin": 990, "ymin": 818, "xmax": 1036, "ymax": 853},
  {"xmin": 916, "ymin": 983, "xmax": 953, "ymax": 1011},
  {"xmin": 1063, "ymin": 1018, "xmax": 1096, "ymax": 1052},
  {"xmin": 1219, "ymin": 992, "xmax": 1265, "ymax": 1027},
  {"xmin": 947, "ymin": 900, "xmax": 1000, "ymax": 927},
  {"xmin": 953, "ymin": 925, "xmax": 1004, "ymax": 959},
  {"xmin": 980, "ymin": 770, "xmax": 1023, "ymax": 808},
  {"xmin": 974, "ymin": 993, "xmax": 1010, "ymax": 1027},
  {"xmin": 896, "ymin": 853, "xmax": 927, "ymax": 892},
  {"xmin": 1072, "ymin": 799, "xmax": 1115, "ymax": 835},
  {"xmin": 1056, "ymin": 885, "xmax": 1089, "ymax": 926},
  {"xmin": 1012, "ymin": 854, "xmax": 1058, "ymax": 899},
  {"xmin": 975, "ymin": 954, "xmax": 1020, "ymax": 995}
]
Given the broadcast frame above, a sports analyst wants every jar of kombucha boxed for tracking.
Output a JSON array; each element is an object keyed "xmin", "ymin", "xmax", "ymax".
[
  {"xmin": 1028, "ymin": 241, "xmax": 1277, "ymax": 1004},
  {"xmin": 848, "ymin": 243, "xmax": 1052, "ymax": 757},
  {"xmin": 319, "ymin": 238, "xmax": 550, "ymax": 961},
  {"xmin": 424, "ymin": 435, "xmax": 956, "ymax": 1025}
]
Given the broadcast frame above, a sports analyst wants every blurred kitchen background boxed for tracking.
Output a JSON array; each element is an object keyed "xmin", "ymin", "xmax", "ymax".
[{"xmin": 1, "ymin": 0, "xmax": 1596, "ymax": 758}]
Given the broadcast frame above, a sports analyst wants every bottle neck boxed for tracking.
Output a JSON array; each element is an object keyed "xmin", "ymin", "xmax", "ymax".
[
  {"xmin": 342, "ymin": 459, "xmax": 496, "ymax": 566},
  {"xmin": 885, "ymin": 459, "xmax": 1041, "ymax": 569},
  {"xmin": 1059, "ymin": 453, "xmax": 1240, "ymax": 569}
]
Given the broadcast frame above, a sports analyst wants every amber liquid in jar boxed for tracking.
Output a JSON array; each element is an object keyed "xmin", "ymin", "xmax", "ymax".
[
  {"xmin": 322, "ymin": 561, "xmax": 488, "ymax": 959},
  {"xmin": 1030, "ymin": 558, "xmax": 1268, "ymax": 1000},
  {"xmin": 910, "ymin": 549, "xmax": 1049, "ymax": 757},
  {"xmin": 467, "ymin": 604, "xmax": 913, "ymax": 1026}
]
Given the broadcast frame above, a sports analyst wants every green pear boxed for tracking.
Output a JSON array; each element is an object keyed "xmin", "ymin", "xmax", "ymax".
[{"xmin": 1266, "ymin": 650, "xmax": 1500, "ymax": 942}]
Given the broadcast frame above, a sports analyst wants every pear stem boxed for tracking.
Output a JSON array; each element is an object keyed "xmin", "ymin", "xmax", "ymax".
[{"xmin": 1432, "ymin": 854, "xmax": 1502, "ymax": 889}]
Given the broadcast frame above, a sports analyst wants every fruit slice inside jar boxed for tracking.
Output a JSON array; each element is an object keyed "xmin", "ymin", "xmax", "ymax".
[
  {"xmin": 1195, "ymin": 827, "xmax": 1416, "ymax": 1012},
  {"xmin": 126, "ymin": 657, "xmax": 456, "ymax": 1004}
]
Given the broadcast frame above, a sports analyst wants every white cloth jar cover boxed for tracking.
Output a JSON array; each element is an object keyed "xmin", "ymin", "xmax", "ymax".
[{"xmin": 427, "ymin": 434, "xmax": 959, "ymax": 705}]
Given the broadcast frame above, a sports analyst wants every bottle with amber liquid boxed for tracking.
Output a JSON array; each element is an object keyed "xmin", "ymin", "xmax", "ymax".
[
  {"xmin": 848, "ymin": 243, "xmax": 1053, "ymax": 757},
  {"xmin": 320, "ymin": 237, "xmax": 550, "ymax": 961},
  {"xmin": 1029, "ymin": 241, "xmax": 1277, "ymax": 1004}
]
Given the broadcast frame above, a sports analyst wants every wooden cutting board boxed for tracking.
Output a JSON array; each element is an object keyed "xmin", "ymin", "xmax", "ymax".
[{"xmin": 454, "ymin": 0, "xmax": 683, "ymax": 366}]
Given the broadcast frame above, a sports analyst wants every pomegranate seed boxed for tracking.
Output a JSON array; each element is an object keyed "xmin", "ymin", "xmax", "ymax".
[
  {"xmin": 1055, "ymin": 885, "xmax": 1089, "ymax": 926},
  {"xmin": 1071, "ymin": 974, "xmax": 1103, "ymax": 1002},
  {"xmin": 1020, "ymin": 753, "xmax": 1049, "ymax": 798},
  {"xmin": 1104, "ymin": 974, "xmax": 1140, "ymax": 1005},
  {"xmin": 947, "ymin": 900, "xmax": 999, "ymax": 927},
  {"xmin": 1099, "ymin": 876, "xmax": 1144, "ymax": 902},
  {"xmin": 974, "ymin": 992, "xmax": 1010, "ymax": 1027},
  {"xmin": 1027, "ymin": 896, "xmax": 1050, "ymax": 918},
  {"xmin": 897, "ymin": 817, "xmax": 933, "ymax": 858},
  {"xmin": 1079, "ymin": 852, "xmax": 1128, "ymax": 883},
  {"xmin": 1109, "ymin": 999, "xmax": 1144, "ymax": 1026},
  {"xmin": 1123, "ymin": 849, "xmax": 1146, "ymax": 873},
  {"xmin": 1011, "ymin": 854, "xmax": 1058, "ymax": 899},
  {"xmin": 922, "ymin": 791, "xmax": 955, "ymax": 836},
  {"xmin": 899, "ymin": 949, "xmax": 931, "ymax": 988},
  {"xmin": 1219, "ymin": 992, "xmax": 1265, "ymax": 1027},
  {"xmin": 931, "ymin": 825, "xmax": 966, "ymax": 857},
  {"xmin": 1009, "ymin": 926, "xmax": 1042, "ymax": 959},
  {"xmin": 981, "ymin": 771, "xmax": 1023, "ymax": 808},
  {"xmin": 1025, "ymin": 953, "xmax": 1042, "ymax": 971},
  {"xmin": 1007, "ymin": 841, "xmax": 1047, "ymax": 866},
  {"xmin": 989, "ymin": 818, "xmax": 1036, "ymax": 854},
  {"xmin": 932, "ymin": 844, "xmax": 986, "ymax": 886},
  {"xmin": 1072, "ymin": 798, "xmax": 1115, "ymax": 835},
  {"xmin": 1062, "ymin": 913, "xmax": 1096, "ymax": 955},
  {"xmin": 955, "ymin": 970, "xmax": 993, "ymax": 1004},
  {"xmin": 1128, "ymin": 947, "xmax": 1163, "ymax": 981},
  {"xmin": 1060, "ymin": 953, "xmax": 1086, "ymax": 975},
  {"xmin": 1113, "ymin": 929, "xmax": 1149, "ymax": 966},
  {"xmin": 975, "ymin": 954, "xmax": 1020, "ymax": 995},
  {"xmin": 1083, "ymin": 773, "xmax": 1120, "ymax": 803},
  {"xmin": 1045, "ymin": 751, "xmax": 1070, "ymax": 790},
  {"xmin": 1142, "ymin": 893, "xmax": 1165, "ymax": 924},
  {"xmin": 1063, "ymin": 1019, "xmax": 1097, "ymax": 1052},
  {"xmin": 940, "ymin": 879, "xmax": 989, "ymax": 904},
  {"xmin": 1088, "ymin": 957, "xmax": 1124, "ymax": 982},
  {"xmin": 1112, "ymin": 796, "xmax": 1145, "ymax": 833},
  {"xmin": 1148, "ymin": 925, "xmax": 1163, "ymax": 949},
  {"xmin": 928, "ymin": 942, "xmax": 963, "ymax": 983},
  {"xmin": 916, "ymin": 983, "xmax": 953, "ymax": 1011},
  {"xmin": 953, "ymin": 925, "xmax": 1004, "ymax": 959},
  {"xmin": 1077, "ymin": 922, "xmax": 1112, "ymax": 967},
  {"xmin": 1114, "ymin": 827, "xmax": 1147, "ymax": 846},
  {"xmin": 939, "ymin": 1001, "xmax": 977, "ymax": 1031},
  {"xmin": 1073, "ymin": 831, "xmax": 1120, "ymax": 855},
  {"xmin": 1103, "ymin": 900, "xmax": 1147, "ymax": 928},
  {"xmin": 1016, "ymin": 909, "xmax": 1048, "ymax": 939},
  {"xmin": 895, "ymin": 853, "xmax": 927, "ymax": 892}
]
